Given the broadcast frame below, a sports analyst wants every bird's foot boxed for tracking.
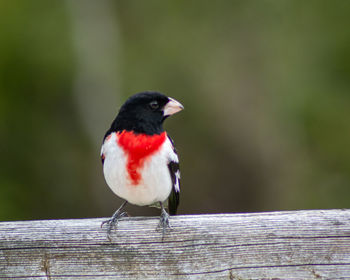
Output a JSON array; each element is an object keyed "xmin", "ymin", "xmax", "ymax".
[
  {"xmin": 101, "ymin": 211, "xmax": 128, "ymax": 239},
  {"xmin": 157, "ymin": 208, "xmax": 171, "ymax": 237},
  {"xmin": 101, "ymin": 201, "xmax": 128, "ymax": 239}
]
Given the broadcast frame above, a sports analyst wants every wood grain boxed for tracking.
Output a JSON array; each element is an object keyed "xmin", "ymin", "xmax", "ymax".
[{"xmin": 1, "ymin": 210, "xmax": 350, "ymax": 279}]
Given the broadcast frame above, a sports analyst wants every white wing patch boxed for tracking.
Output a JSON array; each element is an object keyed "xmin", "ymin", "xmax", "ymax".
[{"xmin": 174, "ymin": 170, "xmax": 180, "ymax": 192}]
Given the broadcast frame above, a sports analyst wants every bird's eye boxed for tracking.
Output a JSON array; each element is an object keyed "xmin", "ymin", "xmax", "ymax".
[{"xmin": 149, "ymin": 101, "xmax": 159, "ymax": 110}]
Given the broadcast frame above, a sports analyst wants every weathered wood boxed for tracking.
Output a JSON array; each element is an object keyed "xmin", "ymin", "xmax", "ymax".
[{"xmin": 1, "ymin": 210, "xmax": 350, "ymax": 279}]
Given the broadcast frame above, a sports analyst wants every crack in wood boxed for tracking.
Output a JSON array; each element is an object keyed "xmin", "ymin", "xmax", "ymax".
[
  {"xmin": 40, "ymin": 254, "xmax": 51, "ymax": 280},
  {"xmin": 172, "ymin": 263, "xmax": 350, "ymax": 276}
]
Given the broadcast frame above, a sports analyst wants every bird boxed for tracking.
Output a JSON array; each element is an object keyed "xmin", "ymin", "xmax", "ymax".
[{"xmin": 100, "ymin": 91, "xmax": 183, "ymax": 237}]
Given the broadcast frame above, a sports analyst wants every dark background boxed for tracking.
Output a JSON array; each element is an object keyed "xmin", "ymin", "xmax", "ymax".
[{"xmin": 1, "ymin": 0, "xmax": 350, "ymax": 221}]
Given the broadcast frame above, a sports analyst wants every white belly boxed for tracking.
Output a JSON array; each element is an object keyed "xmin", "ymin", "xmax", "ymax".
[{"xmin": 102, "ymin": 133, "xmax": 173, "ymax": 206}]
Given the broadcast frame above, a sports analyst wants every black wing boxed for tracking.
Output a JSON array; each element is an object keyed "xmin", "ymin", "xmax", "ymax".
[{"xmin": 167, "ymin": 136, "xmax": 180, "ymax": 215}]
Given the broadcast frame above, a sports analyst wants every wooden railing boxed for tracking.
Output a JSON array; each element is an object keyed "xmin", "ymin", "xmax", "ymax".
[{"xmin": 1, "ymin": 209, "xmax": 350, "ymax": 279}]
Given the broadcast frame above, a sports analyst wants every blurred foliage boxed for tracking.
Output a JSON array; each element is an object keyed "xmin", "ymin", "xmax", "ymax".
[{"xmin": 0, "ymin": 0, "xmax": 350, "ymax": 221}]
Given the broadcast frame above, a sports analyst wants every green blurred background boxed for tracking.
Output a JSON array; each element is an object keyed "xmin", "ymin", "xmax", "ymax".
[{"xmin": 1, "ymin": 0, "xmax": 350, "ymax": 221}]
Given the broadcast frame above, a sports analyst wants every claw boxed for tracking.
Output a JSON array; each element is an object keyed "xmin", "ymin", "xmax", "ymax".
[
  {"xmin": 101, "ymin": 211, "xmax": 127, "ymax": 238},
  {"xmin": 157, "ymin": 203, "xmax": 171, "ymax": 238},
  {"xmin": 101, "ymin": 211, "xmax": 127, "ymax": 227},
  {"xmin": 101, "ymin": 201, "xmax": 128, "ymax": 239}
]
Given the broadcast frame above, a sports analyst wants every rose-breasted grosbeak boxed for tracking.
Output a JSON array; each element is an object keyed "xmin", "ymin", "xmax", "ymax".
[{"xmin": 100, "ymin": 91, "xmax": 183, "ymax": 237}]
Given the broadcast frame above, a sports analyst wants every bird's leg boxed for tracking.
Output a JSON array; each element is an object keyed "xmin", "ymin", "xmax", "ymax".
[
  {"xmin": 101, "ymin": 201, "xmax": 128, "ymax": 237},
  {"xmin": 157, "ymin": 202, "xmax": 170, "ymax": 236}
]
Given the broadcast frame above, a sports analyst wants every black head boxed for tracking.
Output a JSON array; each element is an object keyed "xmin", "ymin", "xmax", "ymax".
[{"xmin": 105, "ymin": 91, "xmax": 183, "ymax": 137}]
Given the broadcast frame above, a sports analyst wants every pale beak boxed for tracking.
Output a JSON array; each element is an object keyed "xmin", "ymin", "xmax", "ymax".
[{"xmin": 163, "ymin": 97, "xmax": 184, "ymax": 116}]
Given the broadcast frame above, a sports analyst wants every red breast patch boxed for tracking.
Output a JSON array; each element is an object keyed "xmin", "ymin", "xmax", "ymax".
[{"xmin": 117, "ymin": 130, "xmax": 167, "ymax": 185}]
